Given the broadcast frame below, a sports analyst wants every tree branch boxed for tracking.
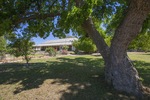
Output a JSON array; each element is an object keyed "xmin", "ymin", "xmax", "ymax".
[
  {"xmin": 74, "ymin": 0, "xmax": 110, "ymax": 61},
  {"xmin": 110, "ymin": 0, "xmax": 150, "ymax": 59},
  {"xmin": 13, "ymin": 12, "xmax": 61, "ymax": 26},
  {"xmin": 13, "ymin": 0, "xmax": 60, "ymax": 26},
  {"xmin": 82, "ymin": 17, "xmax": 110, "ymax": 61}
]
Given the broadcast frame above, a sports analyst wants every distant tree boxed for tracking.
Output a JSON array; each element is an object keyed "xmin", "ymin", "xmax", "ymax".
[
  {"xmin": 73, "ymin": 38, "xmax": 97, "ymax": 54},
  {"xmin": 45, "ymin": 47, "xmax": 56, "ymax": 56},
  {"xmin": 129, "ymin": 32, "xmax": 150, "ymax": 52},
  {"xmin": 0, "ymin": 36, "xmax": 7, "ymax": 60},
  {"xmin": 0, "ymin": 36, "xmax": 7, "ymax": 55},
  {"xmin": 9, "ymin": 33, "xmax": 35, "ymax": 66}
]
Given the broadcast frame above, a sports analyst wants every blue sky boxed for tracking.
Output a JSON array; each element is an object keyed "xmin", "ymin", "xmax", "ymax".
[{"xmin": 32, "ymin": 33, "xmax": 58, "ymax": 45}]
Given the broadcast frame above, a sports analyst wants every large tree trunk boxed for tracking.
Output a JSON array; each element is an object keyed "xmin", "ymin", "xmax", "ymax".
[
  {"xmin": 107, "ymin": 0, "xmax": 150, "ymax": 97},
  {"xmin": 82, "ymin": 0, "xmax": 150, "ymax": 98}
]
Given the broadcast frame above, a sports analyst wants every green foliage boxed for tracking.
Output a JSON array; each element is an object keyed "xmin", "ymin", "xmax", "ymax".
[
  {"xmin": 129, "ymin": 32, "xmax": 150, "ymax": 51},
  {"xmin": 73, "ymin": 38, "xmax": 97, "ymax": 54},
  {"xmin": 61, "ymin": 45, "xmax": 69, "ymax": 55},
  {"xmin": 141, "ymin": 14, "xmax": 150, "ymax": 34},
  {"xmin": 0, "ymin": 36, "xmax": 7, "ymax": 56},
  {"xmin": 8, "ymin": 33, "xmax": 35, "ymax": 65},
  {"xmin": 0, "ymin": 0, "xmax": 103, "ymax": 38},
  {"xmin": 0, "ymin": 0, "xmax": 149, "ymax": 53},
  {"xmin": 45, "ymin": 47, "xmax": 56, "ymax": 56},
  {"xmin": 62, "ymin": 45, "xmax": 69, "ymax": 50},
  {"xmin": 104, "ymin": 36, "xmax": 112, "ymax": 46}
]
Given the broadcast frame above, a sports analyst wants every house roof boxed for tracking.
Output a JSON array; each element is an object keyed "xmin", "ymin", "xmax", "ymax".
[{"xmin": 34, "ymin": 38, "xmax": 78, "ymax": 47}]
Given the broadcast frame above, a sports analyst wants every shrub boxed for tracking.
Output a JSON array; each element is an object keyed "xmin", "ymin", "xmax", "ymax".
[
  {"xmin": 60, "ymin": 45, "xmax": 69, "ymax": 55},
  {"xmin": 73, "ymin": 38, "xmax": 97, "ymax": 54},
  {"xmin": 61, "ymin": 50, "xmax": 68, "ymax": 55},
  {"xmin": 45, "ymin": 47, "xmax": 57, "ymax": 56},
  {"xmin": 62, "ymin": 45, "xmax": 69, "ymax": 50}
]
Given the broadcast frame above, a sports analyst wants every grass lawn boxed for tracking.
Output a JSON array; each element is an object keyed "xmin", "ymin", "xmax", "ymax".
[{"xmin": 0, "ymin": 52, "xmax": 150, "ymax": 100}]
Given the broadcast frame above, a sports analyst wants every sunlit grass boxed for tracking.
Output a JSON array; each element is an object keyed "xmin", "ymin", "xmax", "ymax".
[{"xmin": 128, "ymin": 52, "xmax": 150, "ymax": 63}]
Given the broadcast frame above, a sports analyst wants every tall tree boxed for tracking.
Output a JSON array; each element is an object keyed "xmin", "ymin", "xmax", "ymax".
[{"xmin": 0, "ymin": 0, "xmax": 150, "ymax": 98}]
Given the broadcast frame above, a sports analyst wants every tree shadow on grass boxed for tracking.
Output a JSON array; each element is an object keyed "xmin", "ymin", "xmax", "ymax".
[
  {"xmin": 141, "ymin": 53, "xmax": 150, "ymax": 55},
  {"xmin": 0, "ymin": 62, "xmax": 48, "ymax": 93},
  {"xmin": 133, "ymin": 60, "xmax": 150, "ymax": 87},
  {"xmin": 0, "ymin": 57, "xmax": 149, "ymax": 99}
]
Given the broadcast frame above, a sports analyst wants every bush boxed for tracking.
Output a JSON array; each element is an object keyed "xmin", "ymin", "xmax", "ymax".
[
  {"xmin": 60, "ymin": 45, "xmax": 69, "ymax": 55},
  {"xmin": 45, "ymin": 47, "xmax": 57, "ymax": 56},
  {"xmin": 62, "ymin": 45, "xmax": 69, "ymax": 50},
  {"xmin": 73, "ymin": 38, "xmax": 97, "ymax": 54},
  {"xmin": 61, "ymin": 50, "xmax": 68, "ymax": 55}
]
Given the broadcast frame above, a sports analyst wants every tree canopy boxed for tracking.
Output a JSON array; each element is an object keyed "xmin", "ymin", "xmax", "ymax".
[
  {"xmin": 0, "ymin": 0, "xmax": 149, "ymax": 49},
  {"xmin": 0, "ymin": 0, "xmax": 145, "ymax": 37},
  {"xmin": 0, "ymin": 0, "xmax": 149, "ymax": 38}
]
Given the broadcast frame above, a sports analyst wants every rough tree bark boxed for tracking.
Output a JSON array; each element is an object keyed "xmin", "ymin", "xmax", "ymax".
[
  {"xmin": 82, "ymin": 0, "xmax": 150, "ymax": 98},
  {"xmin": 107, "ymin": 0, "xmax": 150, "ymax": 97}
]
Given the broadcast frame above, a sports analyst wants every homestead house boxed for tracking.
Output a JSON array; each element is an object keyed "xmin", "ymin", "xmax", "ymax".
[{"xmin": 33, "ymin": 37, "xmax": 78, "ymax": 51}]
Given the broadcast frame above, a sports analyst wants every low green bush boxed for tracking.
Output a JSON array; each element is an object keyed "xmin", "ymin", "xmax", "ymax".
[{"xmin": 45, "ymin": 47, "xmax": 57, "ymax": 56}]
